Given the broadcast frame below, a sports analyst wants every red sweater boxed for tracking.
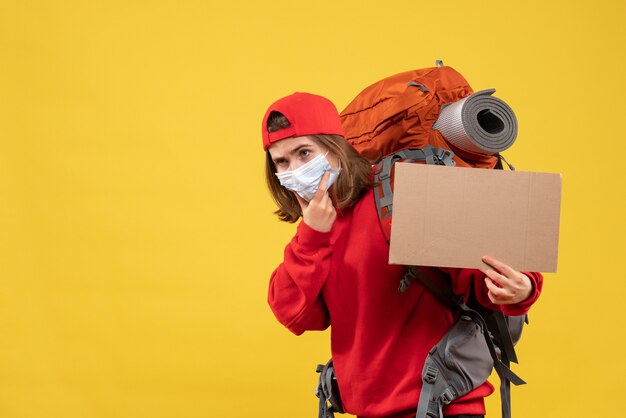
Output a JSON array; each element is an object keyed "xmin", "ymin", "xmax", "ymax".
[{"xmin": 268, "ymin": 188, "xmax": 543, "ymax": 418}]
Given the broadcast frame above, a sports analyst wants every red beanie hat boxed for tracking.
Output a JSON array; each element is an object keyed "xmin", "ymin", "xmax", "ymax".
[{"xmin": 261, "ymin": 92, "xmax": 345, "ymax": 150}]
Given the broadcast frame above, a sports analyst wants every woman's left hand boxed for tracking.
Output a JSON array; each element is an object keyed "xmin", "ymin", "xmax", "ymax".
[{"xmin": 480, "ymin": 256, "xmax": 532, "ymax": 305}]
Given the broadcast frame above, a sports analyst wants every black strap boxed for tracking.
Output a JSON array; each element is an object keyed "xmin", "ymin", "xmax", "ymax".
[
  {"xmin": 318, "ymin": 391, "xmax": 333, "ymax": 418},
  {"xmin": 400, "ymin": 267, "xmax": 456, "ymax": 305},
  {"xmin": 316, "ymin": 361, "xmax": 344, "ymax": 418},
  {"xmin": 492, "ymin": 312, "xmax": 519, "ymax": 364},
  {"xmin": 500, "ymin": 371, "xmax": 512, "ymax": 418}
]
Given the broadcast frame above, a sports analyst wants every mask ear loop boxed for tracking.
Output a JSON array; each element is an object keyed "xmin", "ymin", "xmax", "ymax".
[
  {"xmin": 324, "ymin": 151, "xmax": 342, "ymax": 173},
  {"xmin": 325, "ymin": 154, "xmax": 342, "ymax": 199}
]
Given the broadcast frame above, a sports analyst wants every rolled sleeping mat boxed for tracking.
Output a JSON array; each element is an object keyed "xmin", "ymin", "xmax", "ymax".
[{"xmin": 433, "ymin": 89, "xmax": 517, "ymax": 155}]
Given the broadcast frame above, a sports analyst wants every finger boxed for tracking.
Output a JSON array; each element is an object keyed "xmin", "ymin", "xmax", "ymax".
[
  {"xmin": 292, "ymin": 191, "xmax": 308, "ymax": 210},
  {"xmin": 485, "ymin": 278, "xmax": 505, "ymax": 295},
  {"xmin": 312, "ymin": 171, "xmax": 331, "ymax": 202},
  {"xmin": 319, "ymin": 170, "xmax": 330, "ymax": 191},
  {"xmin": 482, "ymin": 256, "xmax": 516, "ymax": 278},
  {"xmin": 484, "ymin": 279, "xmax": 500, "ymax": 304},
  {"xmin": 318, "ymin": 185, "xmax": 332, "ymax": 207},
  {"xmin": 485, "ymin": 278, "xmax": 507, "ymax": 302},
  {"xmin": 482, "ymin": 268, "xmax": 507, "ymax": 286},
  {"xmin": 316, "ymin": 191, "xmax": 335, "ymax": 216}
]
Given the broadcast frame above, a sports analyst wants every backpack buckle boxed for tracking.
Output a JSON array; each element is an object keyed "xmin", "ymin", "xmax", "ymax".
[
  {"xmin": 440, "ymin": 388, "xmax": 455, "ymax": 405},
  {"xmin": 432, "ymin": 148, "xmax": 455, "ymax": 166},
  {"xmin": 424, "ymin": 364, "xmax": 438, "ymax": 384}
]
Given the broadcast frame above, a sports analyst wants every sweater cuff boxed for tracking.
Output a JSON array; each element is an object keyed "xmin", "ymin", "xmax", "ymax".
[
  {"xmin": 502, "ymin": 271, "xmax": 543, "ymax": 316},
  {"xmin": 296, "ymin": 221, "xmax": 332, "ymax": 250}
]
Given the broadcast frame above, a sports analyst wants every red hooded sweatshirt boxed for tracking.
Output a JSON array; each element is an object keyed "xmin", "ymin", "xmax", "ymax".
[{"xmin": 268, "ymin": 188, "xmax": 543, "ymax": 418}]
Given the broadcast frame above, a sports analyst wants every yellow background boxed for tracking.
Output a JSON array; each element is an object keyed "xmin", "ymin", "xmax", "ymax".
[{"xmin": 1, "ymin": 1, "xmax": 624, "ymax": 417}]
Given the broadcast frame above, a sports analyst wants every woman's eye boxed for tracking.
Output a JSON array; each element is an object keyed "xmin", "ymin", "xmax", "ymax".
[
  {"xmin": 299, "ymin": 149, "xmax": 311, "ymax": 158},
  {"xmin": 275, "ymin": 159, "xmax": 287, "ymax": 167}
]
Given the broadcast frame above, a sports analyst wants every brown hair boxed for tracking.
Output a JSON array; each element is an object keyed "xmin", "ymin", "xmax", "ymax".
[{"xmin": 265, "ymin": 113, "xmax": 373, "ymax": 222}]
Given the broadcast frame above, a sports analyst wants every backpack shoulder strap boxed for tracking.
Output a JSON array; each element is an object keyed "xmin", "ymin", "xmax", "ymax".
[
  {"xmin": 374, "ymin": 146, "xmax": 455, "ymax": 242},
  {"xmin": 399, "ymin": 266, "xmax": 457, "ymax": 306}
]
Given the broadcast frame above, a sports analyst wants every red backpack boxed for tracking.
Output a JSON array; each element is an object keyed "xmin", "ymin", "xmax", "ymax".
[{"xmin": 339, "ymin": 63, "xmax": 516, "ymax": 241}]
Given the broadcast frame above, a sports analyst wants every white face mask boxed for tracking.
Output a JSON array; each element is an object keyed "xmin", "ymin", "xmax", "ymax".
[{"xmin": 275, "ymin": 153, "xmax": 342, "ymax": 202}]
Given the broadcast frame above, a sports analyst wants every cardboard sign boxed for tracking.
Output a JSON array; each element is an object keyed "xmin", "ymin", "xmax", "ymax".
[{"xmin": 388, "ymin": 163, "xmax": 562, "ymax": 272}]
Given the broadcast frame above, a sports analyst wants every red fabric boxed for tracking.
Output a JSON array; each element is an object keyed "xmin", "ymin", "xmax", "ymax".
[
  {"xmin": 267, "ymin": 188, "xmax": 543, "ymax": 417},
  {"xmin": 261, "ymin": 92, "xmax": 345, "ymax": 150},
  {"xmin": 339, "ymin": 66, "xmax": 499, "ymax": 169}
]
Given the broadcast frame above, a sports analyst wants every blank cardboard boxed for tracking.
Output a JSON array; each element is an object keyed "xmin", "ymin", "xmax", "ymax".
[{"xmin": 388, "ymin": 163, "xmax": 562, "ymax": 272}]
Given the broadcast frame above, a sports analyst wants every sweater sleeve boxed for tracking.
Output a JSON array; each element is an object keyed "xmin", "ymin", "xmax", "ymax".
[
  {"xmin": 267, "ymin": 221, "xmax": 332, "ymax": 335},
  {"xmin": 441, "ymin": 267, "xmax": 544, "ymax": 316}
]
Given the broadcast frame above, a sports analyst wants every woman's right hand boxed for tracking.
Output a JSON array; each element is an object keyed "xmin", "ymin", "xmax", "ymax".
[{"xmin": 294, "ymin": 171, "xmax": 337, "ymax": 233}]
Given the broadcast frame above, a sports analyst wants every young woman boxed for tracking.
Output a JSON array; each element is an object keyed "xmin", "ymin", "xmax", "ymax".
[{"xmin": 261, "ymin": 92, "xmax": 543, "ymax": 418}]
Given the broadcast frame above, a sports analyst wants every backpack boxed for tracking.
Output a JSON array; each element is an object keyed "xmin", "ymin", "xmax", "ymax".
[
  {"xmin": 315, "ymin": 62, "xmax": 526, "ymax": 418},
  {"xmin": 340, "ymin": 61, "xmax": 517, "ymax": 242}
]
